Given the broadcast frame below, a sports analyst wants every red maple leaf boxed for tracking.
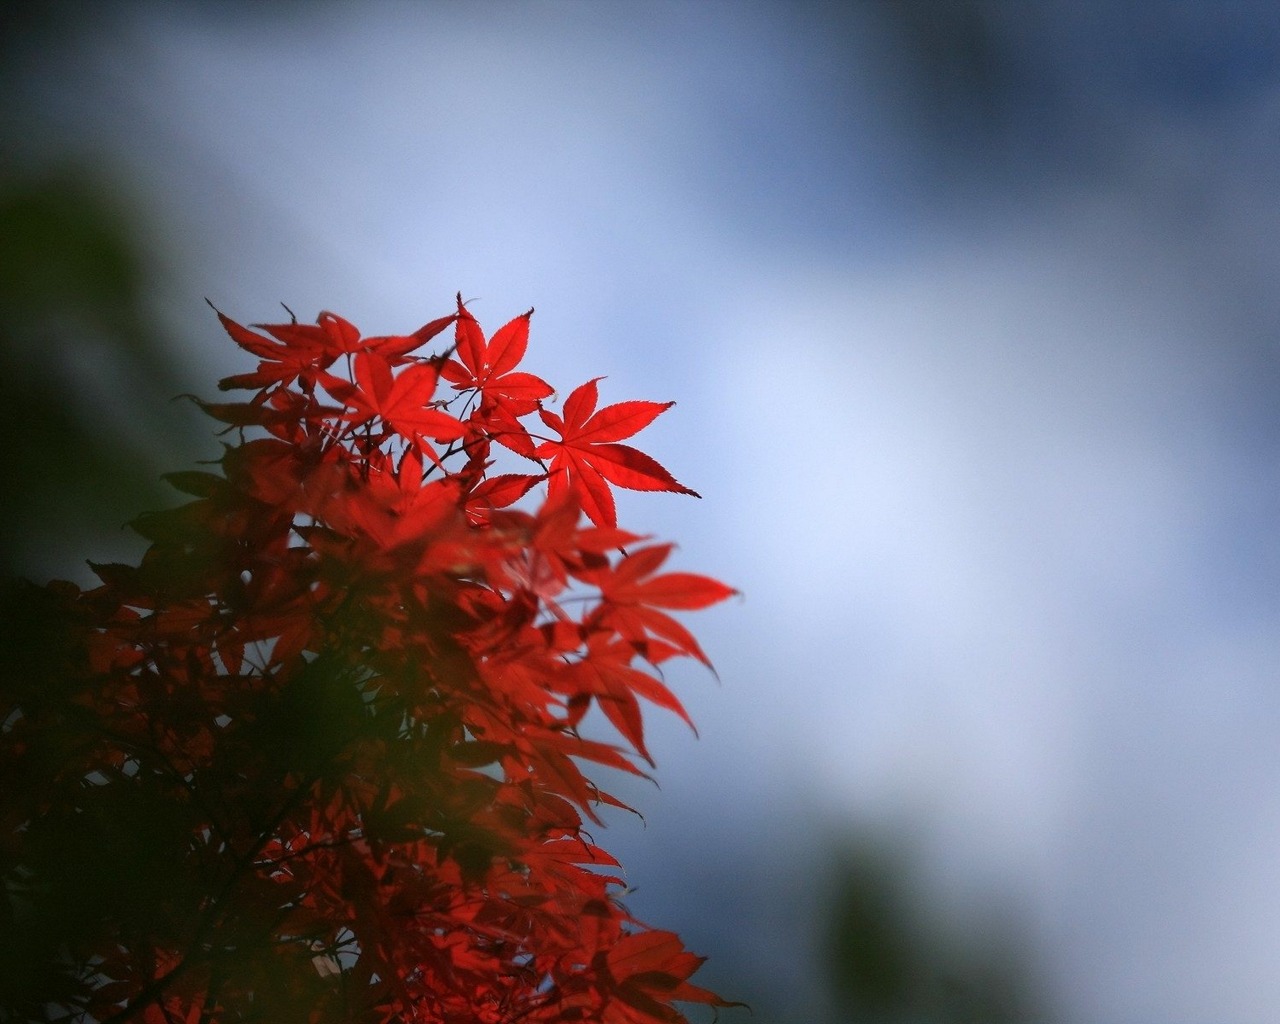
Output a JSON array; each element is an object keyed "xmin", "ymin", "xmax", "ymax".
[
  {"xmin": 212, "ymin": 304, "xmax": 338, "ymax": 392},
  {"xmin": 5, "ymin": 298, "xmax": 740, "ymax": 1024},
  {"xmin": 535, "ymin": 378, "xmax": 699, "ymax": 528},
  {"xmin": 324, "ymin": 351, "xmax": 467, "ymax": 447},
  {"xmin": 442, "ymin": 298, "xmax": 552, "ymax": 435},
  {"xmin": 578, "ymin": 542, "xmax": 736, "ymax": 668},
  {"xmin": 216, "ymin": 307, "xmax": 458, "ymax": 395},
  {"xmin": 361, "ymin": 310, "xmax": 457, "ymax": 360}
]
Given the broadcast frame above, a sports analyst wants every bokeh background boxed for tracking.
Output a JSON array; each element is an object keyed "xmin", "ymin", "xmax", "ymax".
[{"xmin": 6, "ymin": 2, "xmax": 1280, "ymax": 1021}]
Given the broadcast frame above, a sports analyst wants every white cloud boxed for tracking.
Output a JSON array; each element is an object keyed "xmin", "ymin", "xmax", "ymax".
[{"xmin": 706, "ymin": 202, "xmax": 1280, "ymax": 1019}]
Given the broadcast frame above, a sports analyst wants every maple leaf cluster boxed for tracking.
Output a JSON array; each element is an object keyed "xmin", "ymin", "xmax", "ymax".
[{"xmin": 0, "ymin": 298, "xmax": 738, "ymax": 1023}]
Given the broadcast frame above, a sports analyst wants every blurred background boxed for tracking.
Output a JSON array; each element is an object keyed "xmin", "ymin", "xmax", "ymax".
[{"xmin": 5, "ymin": 1, "xmax": 1280, "ymax": 1020}]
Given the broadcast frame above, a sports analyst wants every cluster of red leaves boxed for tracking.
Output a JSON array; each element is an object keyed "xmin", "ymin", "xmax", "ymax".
[{"xmin": 0, "ymin": 298, "xmax": 737, "ymax": 1023}]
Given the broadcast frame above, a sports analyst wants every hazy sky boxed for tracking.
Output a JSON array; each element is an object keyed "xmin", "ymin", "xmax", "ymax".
[{"xmin": 9, "ymin": 3, "xmax": 1280, "ymax": 1021}]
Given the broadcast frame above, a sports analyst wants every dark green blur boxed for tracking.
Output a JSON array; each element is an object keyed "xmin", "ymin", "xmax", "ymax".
[{"xmin": 0, "ymin": 169, "xmax": 203, "ymax": 580}]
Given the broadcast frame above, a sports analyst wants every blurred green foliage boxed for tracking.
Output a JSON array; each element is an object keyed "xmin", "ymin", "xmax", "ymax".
[
  {"xmin": 687, "ymin": 826, "xmax": 1048, "ymax": 1024},
  {"xmin": 821, "ymin": 835, "xmax": 1044, "ymax": 1023},
  {"xmin": 0, "ymin": 169, "xmax": 201, "ymax": 579}
]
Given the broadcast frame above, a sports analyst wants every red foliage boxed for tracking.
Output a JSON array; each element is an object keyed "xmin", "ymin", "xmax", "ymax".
[{"xmin": 0, "ymin": 299, "xmax": 738, "ymax": 1023}]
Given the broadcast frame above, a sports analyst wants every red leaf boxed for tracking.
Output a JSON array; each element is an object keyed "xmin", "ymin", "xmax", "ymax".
[
  {"xmin": 317, "ymin": 310, "xmax": 361, "ymax": 352},
  {"xmin": 12, "ymin": 298, "xmax": 739, "ymax": 1024},
  {"xmin": 578, "ymin": 545, "xmax": 735, "ymax": 667},
  {"xmin": 441, "ymin": 296, "xmax": 553, "ymax": 415},
  {"xmin": 587, "ymin": 544, "xmax": 737, "ymax": 610},
  {"xmin": 210, "ymin": 305, "xmax": 324, "ymax": 386},
  {"xmin": 343, "ymin": 352, "xmax": 467, "ymax": 442},
  {"xmin": 466, "ymin": 473, "xmax": 544, "ymax": 513},
  {"xmin": 535, "ymin": 379, "xmax": 699, "ymax": 527}
]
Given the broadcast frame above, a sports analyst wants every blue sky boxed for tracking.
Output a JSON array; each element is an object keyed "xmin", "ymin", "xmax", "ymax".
[{"xmin": 11, "ymin": 3, "xmax": 1280, "ymax": 1020}]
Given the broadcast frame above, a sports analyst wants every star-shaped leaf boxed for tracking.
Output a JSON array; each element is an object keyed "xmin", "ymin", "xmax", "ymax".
[
  {"xmin": 441, "ymin": 295, "xmax": 554, "ymax": 423},
  {"xmin": 535, "ymin": 378, "xmax": 699, "ymax": 528}
]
